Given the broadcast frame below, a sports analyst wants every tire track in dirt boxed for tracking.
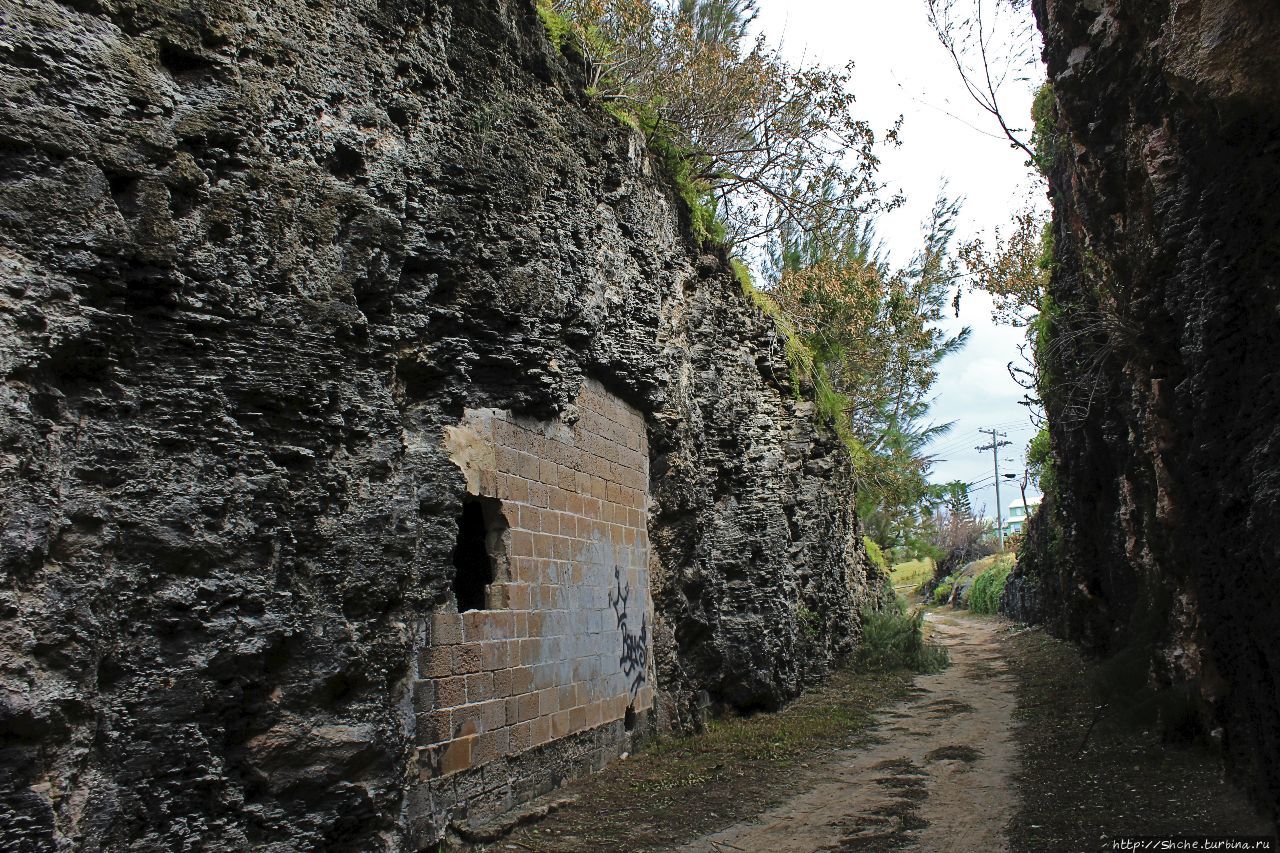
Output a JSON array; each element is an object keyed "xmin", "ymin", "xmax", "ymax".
[{"xmin": 683, "ymin": 611, "xmax": 1016, "ymax": 852}]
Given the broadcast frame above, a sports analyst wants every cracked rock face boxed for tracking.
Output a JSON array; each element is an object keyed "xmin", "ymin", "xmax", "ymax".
[
  {"xmin": 0, "ymin": 0, "xmax": 874, "ymax": 846},
  {"xmin": 1009, "ymin": 0, "xmax": 1280, "ymax": 822}
]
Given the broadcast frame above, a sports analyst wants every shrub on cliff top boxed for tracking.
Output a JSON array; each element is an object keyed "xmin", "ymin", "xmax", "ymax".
[{"xmin": 538, "ymin": 0, "xmax": 894, "ymax": 250}]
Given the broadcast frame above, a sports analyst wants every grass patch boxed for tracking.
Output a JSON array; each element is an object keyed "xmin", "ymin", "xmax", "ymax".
[
  {"xmin": 738, "ymin": 275, "xmax": 816, "ymax": 395},
  {"xmin": 727, "ymin": 256, "xmax": 868, "ymax": 467},
  {"xmin": 858, "ymin": 597, "xmax": 950, "ymax": 674},
  {"xmin": 641, "ymin": 117, "xmax": 725, "ymax": 248},
  {"xmin": 864, "ymin": 537, "xmax": 888, "ymax": 571},
  {"xmin": 890, "ymin": 558, "xmax": 934, "ymax": 594}
]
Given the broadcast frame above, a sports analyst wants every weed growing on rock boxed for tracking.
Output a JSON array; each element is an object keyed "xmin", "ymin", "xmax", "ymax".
[{"xmin": 796, "ymin": 604, "xmax": 822, "ymax": 640}]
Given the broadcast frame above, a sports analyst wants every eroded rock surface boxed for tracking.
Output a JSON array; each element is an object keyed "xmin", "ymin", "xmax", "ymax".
[
  {"xmin": 1007, "ymin": 0, "xmax": 1280, "ymax": 822},
  {"xmin": 0, "ymin": 0, "xmax": 875, "ymax": 847}
]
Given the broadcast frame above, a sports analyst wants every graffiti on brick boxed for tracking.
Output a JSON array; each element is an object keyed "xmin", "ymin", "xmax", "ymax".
[{"xmin": 608, "ymin": 564, "xmax": 649, "ymax": 696}]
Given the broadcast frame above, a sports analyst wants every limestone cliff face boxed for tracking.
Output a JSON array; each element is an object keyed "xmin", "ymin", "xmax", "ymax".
[
  {"xmin": 0, "ymin": 0, "xmax": 874, "ymax": 847},
  {"xmin": 1007, "ymin": 0, "xmax": 1280, "ymax": 820}
]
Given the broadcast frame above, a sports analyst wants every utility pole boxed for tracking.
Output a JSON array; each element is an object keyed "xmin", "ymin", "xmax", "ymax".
[{"xmin": 977, "ymin": 429, "xmax": 1012, "ymax": 550}]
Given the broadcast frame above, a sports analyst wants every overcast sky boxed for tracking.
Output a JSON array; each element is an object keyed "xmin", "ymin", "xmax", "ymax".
[{"xmin": 754, "ymin": 0, "xmax": 1047, "ymax": 521}]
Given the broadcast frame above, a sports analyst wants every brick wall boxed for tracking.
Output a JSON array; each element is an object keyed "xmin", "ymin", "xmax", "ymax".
[{"xmin": 418, "ymin": 380, "xmax": 654, "ymax": 790}]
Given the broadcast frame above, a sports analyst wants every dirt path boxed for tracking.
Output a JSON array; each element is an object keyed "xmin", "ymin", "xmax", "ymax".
[
  {"xmin": 684, "ymin": 611, "xmax": 1017, "ymax": 852},
  {"xmin": 494, "ymin": 610, "xmax": 1268, "ymax": 851}
]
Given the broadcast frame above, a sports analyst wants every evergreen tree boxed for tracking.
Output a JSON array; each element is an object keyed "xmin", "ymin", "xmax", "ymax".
[{"xmin": 676, "ymin": 0, "xmax": 758, "ymax": 45}]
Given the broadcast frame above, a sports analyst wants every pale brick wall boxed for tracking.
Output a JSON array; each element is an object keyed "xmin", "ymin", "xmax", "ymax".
[{"xmin": 418, "ymin": 380, "xmax": 654, "ymax": 781}]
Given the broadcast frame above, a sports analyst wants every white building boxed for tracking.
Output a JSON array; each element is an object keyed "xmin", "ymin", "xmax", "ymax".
[{"xmin": 1001, "ymin": 495, "xmax": 1042, "ymax": 537}]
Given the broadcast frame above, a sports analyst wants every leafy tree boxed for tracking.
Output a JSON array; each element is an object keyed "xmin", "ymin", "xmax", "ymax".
[{"xmin": 543, "ymin": 1, "xmax": 968, "ymax": 556}]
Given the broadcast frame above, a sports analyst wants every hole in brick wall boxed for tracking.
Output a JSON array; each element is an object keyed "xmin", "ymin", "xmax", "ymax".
[
  {"xmin": 451, "ymin": 496, "xmax": 507, "ymax": 611},
  {"xmin": 624, "ymin": 704, "xmax": 637, "ymax": 732}
]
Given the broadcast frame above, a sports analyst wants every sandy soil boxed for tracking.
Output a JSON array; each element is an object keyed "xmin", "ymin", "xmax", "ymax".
[{"xmin": 683, "ymin": 611, "xmax": 1017, "ymax": 852}]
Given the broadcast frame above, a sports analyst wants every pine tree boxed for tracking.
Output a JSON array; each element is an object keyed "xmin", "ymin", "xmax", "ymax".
[{"xmin": 676, "ymin": 0, "xmax": 758, "ymax": 45}]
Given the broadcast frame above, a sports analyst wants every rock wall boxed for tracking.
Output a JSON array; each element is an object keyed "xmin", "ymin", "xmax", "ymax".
[
  {"xmin": 0, "ymin": 0, "xmax": 876, "ymax": 847},
  {"xmin": 1008, "ymin": 0, "xmax": 1280, "ymax": 821}
]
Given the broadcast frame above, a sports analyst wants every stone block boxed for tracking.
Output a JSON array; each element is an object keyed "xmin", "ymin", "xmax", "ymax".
[
  {"xmin": 510, "ymin": 721, "xmax": 533, "ymax": 753},
  {"xmin": 532, "ymin": 715, "xmax": 552, "ymax": 747},
  {"xmin": 495, "ymin": 445, "xmax": 520, "ymax": 474},
  {"xmin": 507, "ymin": 476, "xmax": 530, "ymax": 503},
  {"xmin": 480, "ymin": 641, "xmax": 509, "ymax": 672},
  {"xmin": 474, "ymin": 730, "xmax": 500, "ymax": 767},
  {"xmin": 465, "ymin": 672, "xmax": 494, "ymax": 703},
  {"xmin": 417, "ymin": 709, "xmax": 451, "ymax": 745},
  {"xmin": 569, "ymin": 706, "xmax": 588, "ymax": 733},
  {"xmin": 462, "ymin": 610, "xmax": 488, "ymax": 642},
  {"xmin": 562, "ymin": 513, "xmax": 581, "ymax": 539},
  {"xmin": 510, "ymin": 666, "xmax": 534, "ymax": 694},
  {"xmin": 550, "ymin": 710, "xmax": 572, "ymax": 740},
  {"xmin": 536, "ymin": 687, "xmax": 559, "ymax": 717},
  {"xmin": 413, "ymin": 679, "xmax": 436, "ymax": 710},
  {"xmin": 453, "ymin": 712, "xmax": 481, "ymax": 739},
  {"xmin": 430, "ymin": 610, "xmax": 464, "ymax": 646},
  {"xmin": 486, "ymin": 583, "xmax": 512, "ymax": 610},
  {"xmin": 436, "ymin": 675, "xmax": 467, "ymax": 708},
  {"xmin": 518, "ymin": 451, "xmax": 539, "ymax": 482},
  {"xmin": 516, "ymin": 692, "xmax": 539, "ymax": 723},
  {"xmin": 440, "ymin": 736, "xmax": 475, "ymax": 776},
  {"xmin": 420, "ymin": 647, "xmax": 453, "ymax": 678},
  {"xmin": 509, "ymin": 530, "xmax": 534, "ymax": 558},
  {"xmin": 492, "ymin": 668, "xmax": 513, "ymax": 697},
  {"xmin": 452, "ymin": 645, "xmax": 482, "ymax": 675}
]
